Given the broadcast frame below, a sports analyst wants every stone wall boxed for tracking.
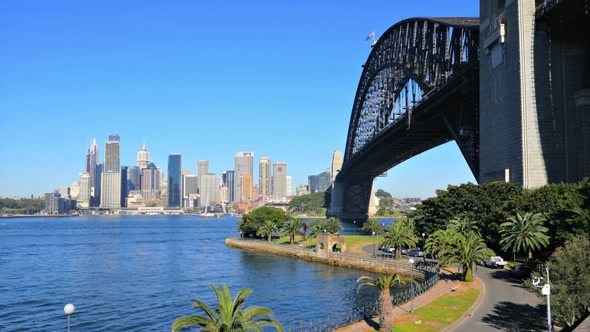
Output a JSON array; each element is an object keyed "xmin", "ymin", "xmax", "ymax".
[{"xmin": 225, "ymin": 238, "xmax": 425, "ymax": 281}]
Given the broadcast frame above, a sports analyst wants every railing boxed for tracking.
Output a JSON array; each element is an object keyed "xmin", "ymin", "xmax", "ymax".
[{"xmin": 285, "ymin": 264, "xmax": 440, "ymax": 332}]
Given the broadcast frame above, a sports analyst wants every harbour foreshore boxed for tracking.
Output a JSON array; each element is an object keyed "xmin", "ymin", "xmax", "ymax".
[{"xmin": 225, "ymin": 238, "xmax": 425, "ymax": 280}]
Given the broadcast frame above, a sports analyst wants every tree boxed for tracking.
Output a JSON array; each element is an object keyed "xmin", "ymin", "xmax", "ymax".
[
  {"xmin": 171, "ymin": 284, "xmax": 283, "ymax": 332},
  {"xmin": 448, "ymin": 216, "xmax": 480, "ymax": 236},
  {"xmin": 287, "ymin": 192, "xmax": 326, "ymax": 215},
  {"xmin": 307, "ymin": 219, "xmax": 327, "ymax": 238},
  {"xmin": 437, "ymin": 232, "xmax": 495, "ymax": 282},
  {"xmin": 356, "ymin": 274, "xmax": 410, "ymax": 332},
  {"xmin": 500, "ymin": 212, "xmax": 550, "ymax": 260},
  {"xmin": 362, "ymin": 218, "xmax": 384, "ymax": 236},
  {"xmin": 325, "ymin": 217, "xmax": 343, "ymax": 234},
  {"xmin": 280, "ymin": 217, "xmax": 302, "ymax": 244},
  {"xmin": 424, "ymin": 227, "xmax": 459, "ymax": 259},
  {"xmin": 257, "ymin": 220, "xmax": 279, "ymax": 242},
  {"xmin": 381, "ymin": 219, "xmax": 418, "ymax": 258},
  {"xmin": 238, "ymin": 207, "xmax": 288, "ymax": 237},
  {"xmin": 547, "ymin": 236, "xmax": 590, "ymax": 327}
]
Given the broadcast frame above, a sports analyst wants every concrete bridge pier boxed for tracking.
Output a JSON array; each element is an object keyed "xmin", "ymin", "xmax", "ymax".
[
  {"xmin": 576, "ymin": 89, "xmax": 590, "ymax": 177},
  {"xmin": 328, "ymin": 177, "xmax": 373, "ymax": 222}
]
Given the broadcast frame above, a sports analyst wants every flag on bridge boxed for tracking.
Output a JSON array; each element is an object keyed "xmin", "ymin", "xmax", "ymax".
[{"xmin": 365, "ymin": 31, "xmax": 375, "ymax": 41}]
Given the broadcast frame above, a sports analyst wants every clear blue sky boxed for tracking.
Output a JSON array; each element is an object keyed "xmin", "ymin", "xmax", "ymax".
[{"xmin": 0, "ymin": 0, "xmax": 478, "ymax": 200}]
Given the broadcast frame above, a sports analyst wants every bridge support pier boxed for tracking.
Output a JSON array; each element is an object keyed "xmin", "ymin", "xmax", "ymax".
[
  {"xmin": 576, "ymin": 89, "xmax": 590, "ymax": 178},
  {"xmin": 328, "ymin": 178, "xmax": 374, "ymax": 222}
]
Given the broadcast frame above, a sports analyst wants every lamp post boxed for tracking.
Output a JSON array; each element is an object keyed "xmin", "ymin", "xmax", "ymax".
[
  {"xmin": 409, "ymin": 258, "xmax": 415, "ymax": 312},
  {"xmin": 533, "ymin": 268, "xmax": 552, "ymax": 332},
  {"xmin": 422, "ymin": 232, "xmax": 426, "ymax": 262},
  {"xmin": 372, "ymin": 230, "xmax": 376, "ymax": 257},
  {"xmin": 64, "ymin": 303, "xmax": 75, "ymax": 332},
  {"xmin": 353, "ymin": 220, "xmax": 356, "ymax": 236},
  {"xmin": 513, "ymin": 249, "xmax": 516, "ymax": 264}
]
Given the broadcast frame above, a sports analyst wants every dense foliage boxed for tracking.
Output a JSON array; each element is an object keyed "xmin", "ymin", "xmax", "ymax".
[
  {"xmin": 0, "ymin": 197, "xmax": 44, "ymax": 214},
  {"xmin": 287, "ymin": 192, "xmax": 326, "ymax": 215},
  {"xmin": 238, "ymin": 207, "xmax": 288, "ymax": 237}
]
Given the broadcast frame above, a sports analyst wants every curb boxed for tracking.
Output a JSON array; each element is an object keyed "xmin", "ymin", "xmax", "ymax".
[{"xmin": 439, "ymin": 274, "xmax": 486, "ymax": 332}]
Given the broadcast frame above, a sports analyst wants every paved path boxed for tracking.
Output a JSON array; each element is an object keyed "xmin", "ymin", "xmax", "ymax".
[{"xmin": 336, "ymin": 244, "xmax": 546, "ymax": 331}]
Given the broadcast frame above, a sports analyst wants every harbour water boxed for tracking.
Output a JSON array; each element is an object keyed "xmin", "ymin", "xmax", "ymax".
[{"xmin": 0, "ymin": 215, "xmax": 383, "ymax": 331}]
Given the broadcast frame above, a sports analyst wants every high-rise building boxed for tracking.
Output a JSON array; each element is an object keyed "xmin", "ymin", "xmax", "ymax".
[
  {"xmin": 86, "ymin": 138, "xmax": 99, "ymax": 206},
  {"xmin": 272, "ymin": 162, "xmax": 288, "ymax": 199},
  {"xmin": 331, "ymin": 150, "xmax": 343, "ymax": 182},
  {"xmin": 141, "ymin": 162, "xmax": 160, "ymax": 200},
  {"xmin": 224, "ymin": 170, "xmax": 234, "ymax": 202},
  {"xmin": 168, "ymin": 153, "xmax": 182, "ymax": 208},
  {"xmin": 197, "ymin": 160, "xmax": 209, "ymax": 195},
  {"xmin": 184, "ymin": 174, "xmax": 198, "ymax": 207},
  {"xmin": 100, "ymin": 133, "xmax": 121, "ymax": 209},
  {"xmin": 259, "ymin": 157, "xmax": 272, "ymax": 196},
  {"xmin": 78, "ymin": 172, "xmax": 91, "ymax": 208},
  {"xmin": 318, "ymin": 169, "xmax": 331, "ymax": 192},
  {"xmin": 286, "ymin": 175, "xmax": 292, "ymax": 197},
  {"xmin": 241, "ymin": 173, "xmax": 253, "ymax": 200},
  {"xmin": 201, "ymin": 173, "xmax": 221, "ymax": 207},
  {"xmin": 233, "ymin": 152, "xmax": 253, "ymax": 202},
  {"xmin": 137, "ymin": 144, "xmax": 151, "ymax": 169}
]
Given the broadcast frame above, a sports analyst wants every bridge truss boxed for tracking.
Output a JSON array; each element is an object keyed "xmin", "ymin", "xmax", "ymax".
[{"xmin": 332, "ymin": 17, "xmax": 480, "ymax": 220}]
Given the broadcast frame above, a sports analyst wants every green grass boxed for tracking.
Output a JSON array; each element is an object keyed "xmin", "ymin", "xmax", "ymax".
[
  {"xmin": 342, "ymin": 235, "xmax": 376, "ymax": 248},
  {"xmin": 392, "ymin": 288, "xmax": 479, "ymax": 332}
]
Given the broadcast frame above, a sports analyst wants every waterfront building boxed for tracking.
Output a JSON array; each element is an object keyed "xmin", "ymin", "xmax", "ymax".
[
  {"xmin": 197, "ymin": 160, "xmax": 209, "ymax": 195},
  {"xmin": 44, "ymin": 191, "xmax": 70, "ymax": 214},
  {"xmin": 272, "ymin": 161, "xmax": 288, "ymax": 199},
  {"xmin": 240, "ymin": 173, "xmax": 253, "ymax": 200},
  {"xmin": 233, "ymin": 152, "xmax": 253, "ymax": 202},
  {"xmin": 259, "ymin": 157, "xmax": 272, "ymax": 196},
  {"xmin": 58, "ymin": 186, "xmax": 70, "ymax": 200},
  {"xmin": 137, "ymin": 144, "xmax": 151, "ymax": 169},
  {"xmin": 201, "ymin": 173, "xmax": 221, "ymax": 207},
  {"xmin": 70, "ymin": 180, "xmax": 80, "ymax": 200},
  {"xmin": 78, "ymin": 172, "xmax": 91, "ymax": 208},
  {"xmin": 86, "ymin": 138, "xmax": 100, "ymax": 206},
  {"xmin": 223, "ymin": 170, "xmax": 234, "ymax": 202},
  {"xmin": 168, "ymin": 153, "xmax": 182, "ymax": 208},
  {"xmin": 100, "ymin": 133, "xmax": 121, "ymax": 209},
  {"xmin": 183, "ymin": 174, "xmax": 198, "ymax": 207},
  {"xmin": 296, "ymin": 184, "xmax": 308, "ymax": 196},
  {"xmin": 141, "ymin": 162, "xmax": 160, "ymax": 200},
  {"xmin": 331, "ymin": 150, "xmax": 343, "ymax": 182}
]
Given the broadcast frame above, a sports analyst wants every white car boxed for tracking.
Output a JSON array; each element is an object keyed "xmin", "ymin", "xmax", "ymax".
[{"xmin": 484, "ymin": 256, "xmax": 507, "ymax": 268}]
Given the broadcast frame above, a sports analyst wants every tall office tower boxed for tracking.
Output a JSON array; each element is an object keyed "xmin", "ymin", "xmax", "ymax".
[
  {"xmin": 233, "ymin": 152, "xmax": 253, "ymax": 202},
  {"xmin": 272, "ymin": 162, "xmax": 288, "ymax": 199},
  {"xmin": 126, "ymin": 166, "xmax": 141, "ymax": 206},
  {"xmin": 78, "ymin": 172, "xmax": 91, "ymax": 208},
  {"xmin": 100, "ymin": 133, "xmax": 121, "ymax": 208},
  {"xmin": 224, "ymin": 170, "xmax": 235, "ymax": 202},
  {"xmin": 318, "ymin": 169, "xmax": 331, "ymax": 192},
  {"xmin": 121, "ymin": 167, "xmax": 128, "ymax": 207},
  {"xmin": 141, "ymin": 162, "xmax": 160, "ymax": 200},
  {"xmin": 201, "ymin": 173, "xmax": 221, "ymax": 207},
  {"xmin": 259, "ymin": 157, "xmax": 272, "ymax": 196},
  {"xmin": 331, "ymin": 150, "xmax": 343, "ymax": 182},
  {"xmin": 183, "ymin": 174, "xmax": 198, "ymax": 207},
  {"xmin": 197, "ymin": 160, "xmax": 209, "ymax": 195},
  {"xmin": 59, "ymin": 186, "xmax": 70, "ymax": 199},
  {"xmin": 241, "ymin": 173, "xmax": 253, "ymax": 200},
  {"xmin": 286, "ymin": 176, "xmax": 292, "ymax": 197},
  {"xmin": 95, "ymin": 163, "xmax": 103, "ymax": 206},
  {"xmin": 168, "ymin": 153, "xmax": 182, "ymax": 208},
  {"xmin": 86, "ymin": 138, "xmax": 99, "ymax": 206},
  {"xmin": 70, "ymin": 181, "xmax": 80, "ymax": 200},
  {"xmin": 137, "ymin": 144, "xmax": 151, "ymax": 169}
]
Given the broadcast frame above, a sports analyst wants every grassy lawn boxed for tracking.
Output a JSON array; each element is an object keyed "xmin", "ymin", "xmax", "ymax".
[{"xmin": 391, "ymin": 288, "xmax": 479, "ymax": 332}]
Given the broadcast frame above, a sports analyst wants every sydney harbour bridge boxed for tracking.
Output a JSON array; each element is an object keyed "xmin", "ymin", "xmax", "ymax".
[{"xmin": 329, "ymin": 0, "xmax": 590, "ymax": 221}]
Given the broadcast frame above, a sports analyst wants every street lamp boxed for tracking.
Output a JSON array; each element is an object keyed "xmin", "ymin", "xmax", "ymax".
[
  {"xmin": 422, "ymin": 232, "xmax": 426, "ymax": 262},
  {"xmin": 409, "ymin": 258, "xmax": 415, "ymax": 312},
  {"xmin": 64, "ymin": 303, "xmax": 75, "ymax": 332},
  {"xmin": 533, "ymin": 267, "xmax": 552, "ymax": 332},
  {"xmin": 353, "ymin": 220, "xmax": 356, "ymax": 236}
]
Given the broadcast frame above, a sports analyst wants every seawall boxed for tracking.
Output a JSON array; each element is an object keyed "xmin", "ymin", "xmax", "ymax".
[{"xmin": 225, "ymin": 238, "xmax": 425, "ymax": 281}]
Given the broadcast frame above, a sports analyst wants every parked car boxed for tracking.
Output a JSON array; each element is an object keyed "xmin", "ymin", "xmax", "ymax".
[
  {"xmin": 387, "ymin": 246, "xmax": 396, "ymax": 254},
  {"xmin": 484, "ymin": 256, "xmax": 508, "ymax": 268},
  {"xmin": 425, "ymin": 252, "xmax": 438, "ymax": 259},
  {"xmin": 407, "ymin": 249, "xmax": 424, "ymax": 257},
  {"xmin": 401, "ymin": 248, "xmax": 408, "ymax": 255}
]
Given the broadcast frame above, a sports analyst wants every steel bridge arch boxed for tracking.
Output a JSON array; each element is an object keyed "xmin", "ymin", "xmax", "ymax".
[{"xmin": 344, "ymin": 17, "xmax": 480, "ymax": 164}]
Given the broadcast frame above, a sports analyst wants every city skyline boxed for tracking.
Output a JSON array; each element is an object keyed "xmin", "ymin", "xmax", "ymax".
[{"xmin": 0, "ymin": 0, "xmax": 478, "ymax": 200}]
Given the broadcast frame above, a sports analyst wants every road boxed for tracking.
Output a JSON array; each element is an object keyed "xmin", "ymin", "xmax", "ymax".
[
  {"xmin": 363, "ymin": 244, "xmax": 547, "ymax": 331},
  {"xmin": 450, "ymin": 265, "xmax": 547, "ymax": 332}
]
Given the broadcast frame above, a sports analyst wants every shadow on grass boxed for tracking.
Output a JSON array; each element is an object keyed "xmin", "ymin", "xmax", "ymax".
[{"xmin": 481, "ymin": 301, "xmax": 546, "ymax": 332}]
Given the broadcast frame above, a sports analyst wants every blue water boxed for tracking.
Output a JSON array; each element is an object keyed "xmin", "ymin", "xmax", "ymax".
[{"xmin": 0, "ymin": 215, "xmax": 382, "ymax": 331}]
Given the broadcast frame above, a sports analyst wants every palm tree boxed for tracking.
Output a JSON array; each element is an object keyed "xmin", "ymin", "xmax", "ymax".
[
  {"xmin": 307, "ymin": 219, "xmax": 328, "ymax": 239},
  {"xmin": 280, "ymin": 217, "xmax": 302, "ymax": 244},
  {"xmin": 362, "ymin": 218, "xmax": 384, "ymax": 236},
  {"xmin": 356, "ymin": 274, "xmax": 409, "ymax": 332},
  {"xmin": 325, "ymin": 217, "xmax": 344, "ymax": 234},
  {"xmin": 424, "ymin": 228, "xmax": 459, "ymax": 260},
  {"xmin": 171, "ymin": 284, "xmax": 284, "ymax": 332},
  {"xmin": 500, "ymin": 212, "xmax": 550, "ymax": 260},
  {"xmin": 256, "ymin": 220, "xmax": 279, "ymax": 242},
  {"xmin": 381, "ymin": 219, "xmax": 418, "ymax": 258},
  {"xmin": 437, "ymin": 232, "xmax": 494, "ymax": 282},
  {"xmin": 448, "ymin": 216, "xmax": 480, "ymax": 236}
]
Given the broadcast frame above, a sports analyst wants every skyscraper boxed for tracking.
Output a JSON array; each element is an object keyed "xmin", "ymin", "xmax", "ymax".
[
  {"xmin": 259, "ymin": 157, "xmax": 272, "ymax": 196},
  {"xmin": 241, "ymin": 173, "xmax": 253, "ymax": 200},
  {"xmin": 100, "ymin": 133, "xmax": 121, "ymax": 208},
  {"xmin": 141, "ymin": 162, "xmax": 160, "ymax": 200},
  {"xmin": 86, "ymin": 138, "xmax": 99, "ymax": 206},
  {"xmin": 272, "ymin": 161, "xmax": 288, "ymax": 199},
  {"xmin": 78, "ymin": 172, "xmax": 91, "ymax": 208},
  {"xmin": 233, "ymin": 152, "xmax": 253, "ymax": 202},
  {"xmin": 201, "ymin": 173, "xmax": 221, "ymax": 208},
  {"xmin": 224, "ymin": 170, "xmax": 234, "ymax": 202},
  {"xmin": 331, "ymin": 150, "xmax": 343, "ymax": 182},
  {"xmin": 197, "ymin": 160, "xmax": 209, "ymax": 196},
  {"xmin": 137, "ymin": 144, "xmax": 151, "ymax": 169},
  {"xmin": 168, "ymin": 153, "xmax": 182, "ymax": 208}
]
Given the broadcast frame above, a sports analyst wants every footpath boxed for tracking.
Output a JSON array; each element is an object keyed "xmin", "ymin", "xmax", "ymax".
[{"xmin": 332, "ymin": 267, "xmax": 483, "ymax": 332}]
